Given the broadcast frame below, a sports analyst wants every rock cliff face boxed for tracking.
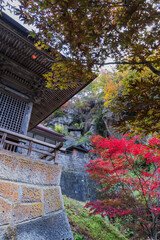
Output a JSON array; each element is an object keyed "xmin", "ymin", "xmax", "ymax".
[
  {"xmin": 103, "ymin": 108, "xmax": 122, "ymax": 139},
  {"xmin": 44, "ymin": 100, "xmax": 108, "ymax": 137},
  {"xmin": 44, "ymin": 98, "xmax": 121, "ymax": 140},
  {"xmin": 42, "ymin": 99, "xmax": 106, "ymax": 202},
  {"xmin": 43, "ymin": 99, "xmax": 122, "ymax": 202}
]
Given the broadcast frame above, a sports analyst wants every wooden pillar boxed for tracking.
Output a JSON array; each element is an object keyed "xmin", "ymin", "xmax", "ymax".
[{"xmin": 21, "ymin": 102, "xmax": 33, "ymax": 135}]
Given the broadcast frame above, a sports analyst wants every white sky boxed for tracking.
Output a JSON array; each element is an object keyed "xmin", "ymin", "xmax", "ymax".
[{"xmin": 4, "ymin": 0, "xmax": 35, "ymax": 31}]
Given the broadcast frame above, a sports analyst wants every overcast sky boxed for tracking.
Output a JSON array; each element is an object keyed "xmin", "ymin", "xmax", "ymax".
[{"xmin": 4, "ymin": 0, "xmax": 35, "ymax": 31}]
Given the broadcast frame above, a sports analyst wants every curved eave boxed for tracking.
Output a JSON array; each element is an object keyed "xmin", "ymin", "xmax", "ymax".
[
  {"xmin": 31, "ymin": 124, "xmax": 66, "ymax": 142},
  {"xmin": 0, "ymin": 13, "xmax": 96, "ymax": 130}
]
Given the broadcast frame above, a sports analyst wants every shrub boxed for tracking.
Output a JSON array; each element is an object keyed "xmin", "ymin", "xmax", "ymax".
[
  {"xmin": 53, "ymin": 124, "xmax": 65, "ymax": 134},
  {"xmin": 85, "ymin": 135, "xmax": 160, "ymax": 240}
]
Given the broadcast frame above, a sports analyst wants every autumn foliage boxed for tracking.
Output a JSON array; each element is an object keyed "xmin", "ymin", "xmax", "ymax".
[
  {"xmin": 85, "ymin": 135, "xmax": 160, "ymax": 239},
  {"xmin": 2, "ymin": 0, "xmax": 159, "ymax": 87}
]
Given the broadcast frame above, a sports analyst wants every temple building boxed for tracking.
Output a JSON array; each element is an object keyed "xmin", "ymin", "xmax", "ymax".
[
  {"xmin": 0, "ymin": 12, "xmax": 94, "ymax": 240},
  {"xmin": 0, "ymin": 13, "xmax": 94, "ymax": 136}
]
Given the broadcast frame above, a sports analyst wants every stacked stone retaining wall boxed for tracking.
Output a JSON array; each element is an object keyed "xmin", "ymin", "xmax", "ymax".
[
  {"xmin": 0, "ymin": 152, "xmax": 73, "ymax": 240},
  {"xmin": 58, "ymin": 152, "xmax": 97, "ymax": 202}
]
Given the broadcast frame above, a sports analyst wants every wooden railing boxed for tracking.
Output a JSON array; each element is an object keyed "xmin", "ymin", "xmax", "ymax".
[{"xmin": 0, "ymin": 128, "xmax": 65, "ymax": 164}]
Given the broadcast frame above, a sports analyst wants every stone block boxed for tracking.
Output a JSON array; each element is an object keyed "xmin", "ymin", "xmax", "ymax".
[
  {"xmin": 0, "ymin": 153, "xmax": 61, "ymax": 186},
  {"xmin": 45, "ymin": 165, "xmax": 62, "ymax": 186},
  {"xmin": 0, "ymin": 181, "xmax": 19, "ymax": 202},
  {"xmin": 43, "ymin": 187, "xmax": 63, "ymax": 215},
  {"xmin": 0, "ymin": 226, "xmax": 17, "ymax": 240},
  {"xmin": 0, "ymin": 197, "xmax": 12, "ymax": 226},
  {"xmin": 61, "ymin": 171, "xmax": 98, "ymax": 202},
  {"xmin": 20, "ymin": 186, "xmax": 42, "ymax": 203},
  {"xmin": 13, "ymin": 202, "xmax": 43, "ymax": 224},
  {"xmin": 17, "ymin": 159, "xmax": 33, "ymax": 184},
  {"xmin": 0, "ymin": 226, "xmax": 8, "ymax": 239},
  {"xmin": 0, "ymin": 153, "xmax": 18, "ymax": 181},
  {"xmin": 16, "ymin": 211, "xmax": 74, "ymax": 240}
]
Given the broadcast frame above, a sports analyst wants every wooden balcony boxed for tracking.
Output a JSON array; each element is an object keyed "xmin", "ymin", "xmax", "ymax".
[{"xmin": 0, "ymin": 128, "xmax": 65, "ymax": 164}]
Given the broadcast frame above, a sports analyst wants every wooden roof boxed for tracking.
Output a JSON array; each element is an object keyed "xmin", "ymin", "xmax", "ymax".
[
  {"xmin": 31, "ymin": 124, "xmax": 66, "ymax": 142},
  {"xmin": 0, "ymin": 13, "xmax": 95, "ymax": 130},
  {"xmin": 66, "ymin": 144, "xmax": 89, "ymax": 153}
]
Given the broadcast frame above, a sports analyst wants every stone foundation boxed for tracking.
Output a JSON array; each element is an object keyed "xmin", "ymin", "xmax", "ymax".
[
  {"xmin": 0, "ymin": 152, "xmax": 73, "ymax": 240},
  {"xmin": 61, "ymin": 171, "xmax": 97, "ymax": 202},
  {"xmin": 58, "ymin": 152, "xmax": 97, "ymax": 202}
]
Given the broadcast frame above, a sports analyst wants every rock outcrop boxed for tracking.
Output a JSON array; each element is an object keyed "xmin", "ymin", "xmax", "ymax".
[
  {"xmin": 44, "ymin": 98, "xmax": 121, "ymax": 139},
  {"xmin": 102, "ymin": 108, "xmax": 122, "ymax": 139}
]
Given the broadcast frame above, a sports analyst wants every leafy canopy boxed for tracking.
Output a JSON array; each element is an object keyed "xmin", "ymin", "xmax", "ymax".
[
  {"xmin": 103, "ymin": 69, "xmax": 133, "ymax": 107},
  {"xmin": 112, "ymin": 72, "xmax": 160, "ymax": 135},
  {"xmin": 1, "ymin": 0, "xmax": 160, "ymax": 87}
]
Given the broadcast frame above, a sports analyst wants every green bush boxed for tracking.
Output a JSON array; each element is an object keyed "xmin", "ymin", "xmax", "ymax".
[
  {"xmin": 75, "ymin": 131, "xmax": 93, "ymax": 144},
  {"xmin": 52, "ymin": 109, "xmax": 65, "ymax": 117},
  {"xmin": 52, "ymin": 124, "xmax": 65, "ymax": 134},
  {"xmin": 74, "ymin": 234, "xmax": 84, "ymax": 240},
  {"xmin": 74, "ymin": 122, "xmax": 85, "ymax": 129}
]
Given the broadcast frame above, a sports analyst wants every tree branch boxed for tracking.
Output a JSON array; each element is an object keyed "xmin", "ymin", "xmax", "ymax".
[
  {"xmin": 139, "ymin": 56, "xmax": 160, "ymax": 77},
  {"xmin": 103, "ymin": 61, "xmax": 148, "ymax": 65},
  {"xmin": 102, "ymin": 60, "xmax": 160, "ymax": 76},
  {"xmin": 45, "ymin": 58, "xmax": 64, "ymax": 63},
  {"xmin": 144, "ymin": 62, "xmax": 160, "ymax": 77},
  {"xmin": 44, "ymin": 56, "xmax": 160, "ymax": 77}
]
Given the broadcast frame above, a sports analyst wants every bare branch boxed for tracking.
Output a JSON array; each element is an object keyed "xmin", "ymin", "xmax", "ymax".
[{"xmin": 103, "ymin": 61, "xmax": 147, "ymax": 65}]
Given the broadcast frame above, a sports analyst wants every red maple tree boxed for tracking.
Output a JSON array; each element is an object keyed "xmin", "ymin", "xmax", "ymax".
[{"xmin": 85, "ymin": 135, "xmax": 160, "ymax": 240}]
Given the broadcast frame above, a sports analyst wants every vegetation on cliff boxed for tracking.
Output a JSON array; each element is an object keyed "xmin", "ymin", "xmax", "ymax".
[{"xmin": 63, "ymin": 195, "xmax": 128, "ymax": 240}]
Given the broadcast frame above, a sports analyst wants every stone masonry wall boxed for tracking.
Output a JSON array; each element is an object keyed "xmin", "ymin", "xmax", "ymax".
[
  {"xmin": 0, "ymin": 152, "xmax": 73, "ymax": 240},
  {"xmin": 58, "ymin": 152, "xmax": 98, "ymax": 202}
]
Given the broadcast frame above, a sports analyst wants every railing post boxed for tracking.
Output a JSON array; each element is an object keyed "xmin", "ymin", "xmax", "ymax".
[
  {"xmin": 27, "ymin": 141, "xmax": 33, "ymax": 156},
  {"xmin": 54, "ymin": 142, "xmax": 63, "ymax": 164},
  {"xmin": 0, "ymin": 133, "xmax": 7, "ymax": 150},
  {"xmin": 0, "ymin": 129, "xmax": 64, "ymax": 163},
  {"xmin": 54, "ymin": 150, "xmax": 58, "ymax": 164}
]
